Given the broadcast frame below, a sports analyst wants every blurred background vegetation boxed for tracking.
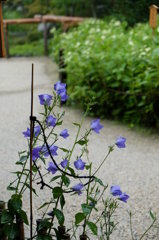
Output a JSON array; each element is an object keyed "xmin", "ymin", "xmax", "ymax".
[
  {"xmin": 3, "ymin": 0, "xmax": 159, "ymax": 25},
  {"xmin": 2, "ymin": 0, "xmax": 159, "ymax": 129}
]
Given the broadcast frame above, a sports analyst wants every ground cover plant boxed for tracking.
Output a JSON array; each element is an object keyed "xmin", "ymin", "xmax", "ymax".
[{"xmin": 50, "ymin": 19, "xmax": 159, "ymax": 129}]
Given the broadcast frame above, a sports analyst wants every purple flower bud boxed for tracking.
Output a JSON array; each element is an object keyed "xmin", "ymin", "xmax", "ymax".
[
  {"xmin": 115, "ymin": 136, "xmax": 126, "ymax": 148},
  {"xmin": 91, "ymin": 119, "xmax": 103, "ymax": 134},
  {"xmin": 110, "ymin": 185, "xmax": 122, "ymax": 196},
  {"xmin": 72, "ymin": 183, "xmax": 84, "ymax": 195},
  {"xmin": 118, "ymin": 192, "xmax": 130, "ymax": 203},
  {"xmin": 61, "ymin": 159, "xmax": 68, "ymax": 168},
  {"xmin": 46, "ymin": 115, "xmax": 56, "ymax": 127},
  {"xmin": 42, "ymin": 145, "xmax": 58, "ymax": 157},
  {"xmin": 60, "ymin": 129, "xmax": 69, "ymax": 139},
  {"xmin": 38, "ymin": 94, "xmax": 52, "ymax": 106},
  {"xmin": 47, "ymin": 161, "xmax": 58, "ymax": 174},
  {"xmin": 74, "ymin": 158, "xmax": 85, "ymax": 170}
]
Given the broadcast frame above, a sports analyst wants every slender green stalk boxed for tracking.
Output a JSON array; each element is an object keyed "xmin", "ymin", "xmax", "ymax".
[
  {"xmin": 93, "ymin": 147, "xmax": 112, "ymax": 176},
  {"xmin": 139, "ymin": 218, "xmax": 156, "ymax": 240}
]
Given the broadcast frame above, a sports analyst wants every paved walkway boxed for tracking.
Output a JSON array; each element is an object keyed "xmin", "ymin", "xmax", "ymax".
[{"xmin": 0, "ymin": 57, "xmax": 159, "ymax": 239}]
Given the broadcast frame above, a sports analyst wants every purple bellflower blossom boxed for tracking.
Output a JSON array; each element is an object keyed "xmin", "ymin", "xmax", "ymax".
[
  {"xmin": 60, "ymin": 129, "xmax": 69, "ymax": 139},
  {"xmin": 72, "ymin": 183, "xmax": 84, "ymax": 195},
  {"xmin": 61, "ymin": 159, "xmax": 68, "ymax": 168},
  {"xmin": 91, "ymin": 119, "xmax": 103, "ymax": 134},
  {"xmin": 74, "ymin": 158, "xmax": 86, "ymax": 170},
  {"xmin": 38, "ymin": 94, "xmax": 52, "ymax": 106},
  {"xmin": 46, "ymin": 115, "xmax": 56, "ymax": 127},
  {"xmin": 118, "ymin": 192, "xmax": 130, "ymax": 203},
  {"xmin": 115, "ymin": 136, "xmax": 126, "ymax": 148},
  {"xmin": 47, "ymin": 161, "xmax": 58, "ymax": 174},
  {"xmin": 42, "ymin": 145, "xmax": 58, "ymax": 157},
  {"xmin": 54, "ymin": 81, "xmax": 68, "ymax": 102},
  {"xmin": 110, "ymin": 185, "xmax": 122, "ymax": 196},
  {"xmin": 54, "ymin": 81, "xmax": 66, "ymax": 94},
  {"xmin": 60, "ymin": 91, "xmax": 69, "ymax": 102},
  {"xmin": 32, "ymin": 146, "xmax": 42, "ymax": 161},
  {"xmin": 23, "ymin": 125, "xmax": 41, "ymax": 138},
  {"xmin": 23, "ymin": 128, "xmax": 30, "ymax": 137},
  {"xmin": 110, "ymin": 185, "xmax": 130, "ymax": 203}
]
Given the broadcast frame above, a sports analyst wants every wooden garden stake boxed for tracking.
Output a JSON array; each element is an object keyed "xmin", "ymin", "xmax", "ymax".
[
  {"xmin": 30, "ymin": 64, "xmax": 34, "ymax": 239},
  {"xmin": 0, "ymin": 0, "xmax": 6, "ymax": 57},
  {"xmin": 16, "ymin": 214, "xmax": 25, "ymax": 240},
  {"xmin": 149, "ymin": 5, "xmax": 159, "ymax": 36}
]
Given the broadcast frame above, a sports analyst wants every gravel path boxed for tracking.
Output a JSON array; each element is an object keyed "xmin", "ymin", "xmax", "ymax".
[{"xmin": 0, "ymin": 57, "xmax": 159, "ymax": 239}]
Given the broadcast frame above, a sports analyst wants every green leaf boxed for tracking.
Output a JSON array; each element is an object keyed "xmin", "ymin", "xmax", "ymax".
[
  {"xmin": 85, "ymin": 165, "xmax": 91, "ymax": 170},
  {"xmin": 53, "ymin": 208, "xmax": 64, "ymax": 226},
  {"xmin": 150, "ymin": 210, "xmax": 156, "ymax": 221},
  {"xmin": 73, "ymin": 122, "xmax": 80, "ymax": 127},
  {"xmin": 38, "ymin": 201, "xmax": 54, "ymax": 210},
  {"xmin": 19, "ymin": 155, "xmax": 28, "ymax": 163},
  {"xmin": 75, "ymin": 212, "xmax": 85, "ymax": 225},
  {"xmin": 1, "ymin": 210, "xmax": 14, "ymax": 224},
  {"xmin": 95, "ymin": 177, "xmax": 104, "ymax": 186},
  {"xmin": 50, "ymin": 175, "xmax": 61, "ymax": 183},
  {"xmin": 37, "ymin": 219, "xmax": 52, "ymax": 232},
  {"xmin": 60, "ymin": 195, "xmax": 65, "ymax": 210},
  {"xmin": 17, "ymin": 209, "xmax": 29, "ymax": 225},
  {"xmin": 68, "ymin": 167, "xmax": 75, "ymax": 176},
  {"xmin": 86, "ymin": 221, "xmax": 97, "ymax": 235},
  {"xmin": 53, "ymin": 187, "xmax": 63, "ymax": 199},
  {"xmin": 76, "ymin": 140, "xmax": 87, "ymax": 145},
  {"xmin": 7, "ymin": 186, "xmax": 17, "ymax": 191},
  {"xmin": 8, "ymin": 195, "xmax": 22, "ymax": 214},
  {"xmin": 4, "ymin": 223, "xmax": 18, "ymax": 239},
  {"xmin": 56, "ymin": 120, "xmax": 63, "ymax": 126},
  {"xmin": 81, "ymin": 204, "xmax": 92, "ymax": 216},
  {"xmin": 61, "ymin": 175, "xmax": 70, "ymax": 187},
  {"xmin": 59, "ymin": 147, "xmax": 70, "ymax": 153}
]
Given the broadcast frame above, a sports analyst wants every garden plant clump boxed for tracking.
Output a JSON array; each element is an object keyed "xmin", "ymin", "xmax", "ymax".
[
  {"xmin": 0, "ymin": 80, "xmax": 157, "ymax": 239},
  {"xmin": 0, "ymin": 80, "xmax": 132, "ymax": 240},
  {"xmin": 51, "ymin": 19, "xmax": 159, "ymax": 129}
]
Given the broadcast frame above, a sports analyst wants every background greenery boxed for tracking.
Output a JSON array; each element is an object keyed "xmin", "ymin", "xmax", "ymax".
[
  {"xmin": 50, "ymin": 19, "xmax": 159, "ymax": 128},
  {"xmin": 3, "ymin": 0, "xmax": 159, "ymax": 26}
]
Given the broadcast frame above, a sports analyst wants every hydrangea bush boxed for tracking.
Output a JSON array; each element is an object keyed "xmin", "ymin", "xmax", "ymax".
[{"xmin": 0, "ymin": 81, "xmax": 156, "ymax": 240}]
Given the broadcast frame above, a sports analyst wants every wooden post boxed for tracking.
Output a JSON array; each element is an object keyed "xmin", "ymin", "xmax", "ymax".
[
  {"xmin": 4, "ymin": 23, "xmax": 9, "ymax": 57},
  {"xmin": 0, "ymin": 0, "xmax": 6, "ymax": 57},
  {"xmin": 149, "ymin": 5, "xmax": 158, "ymax": 36},
  {"xmin": 43, "ymin": 20, "xmax": 48, "ymax": 56},
  {"xmin": 16, "ymin": 215, "xmax": 25, "ymax": 240}
]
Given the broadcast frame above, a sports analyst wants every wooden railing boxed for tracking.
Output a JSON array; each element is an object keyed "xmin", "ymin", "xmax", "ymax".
[{"xmin": 3, "ymin": 15, "xmax": 84, "ymax": 57}]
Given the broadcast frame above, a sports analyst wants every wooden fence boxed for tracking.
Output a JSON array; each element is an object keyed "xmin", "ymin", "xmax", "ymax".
[{"xmin": 3, "ymin": 15, "xmax": 84, "ymax": 57}]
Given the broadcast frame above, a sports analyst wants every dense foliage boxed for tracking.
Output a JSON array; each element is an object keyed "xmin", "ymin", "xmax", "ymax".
[
  {"xmin": 3, "ymin": 0, "xmax": 159, "ymax": 26},
  {"xmin": 51, "ymin": 19, "xmax": 159, "ymax": 128}
]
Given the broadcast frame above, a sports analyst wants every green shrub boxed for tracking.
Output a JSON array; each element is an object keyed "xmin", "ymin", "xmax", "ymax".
[{"xmin": 50, "ymin": 19, "xmax": 159, "ymax": 128}]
